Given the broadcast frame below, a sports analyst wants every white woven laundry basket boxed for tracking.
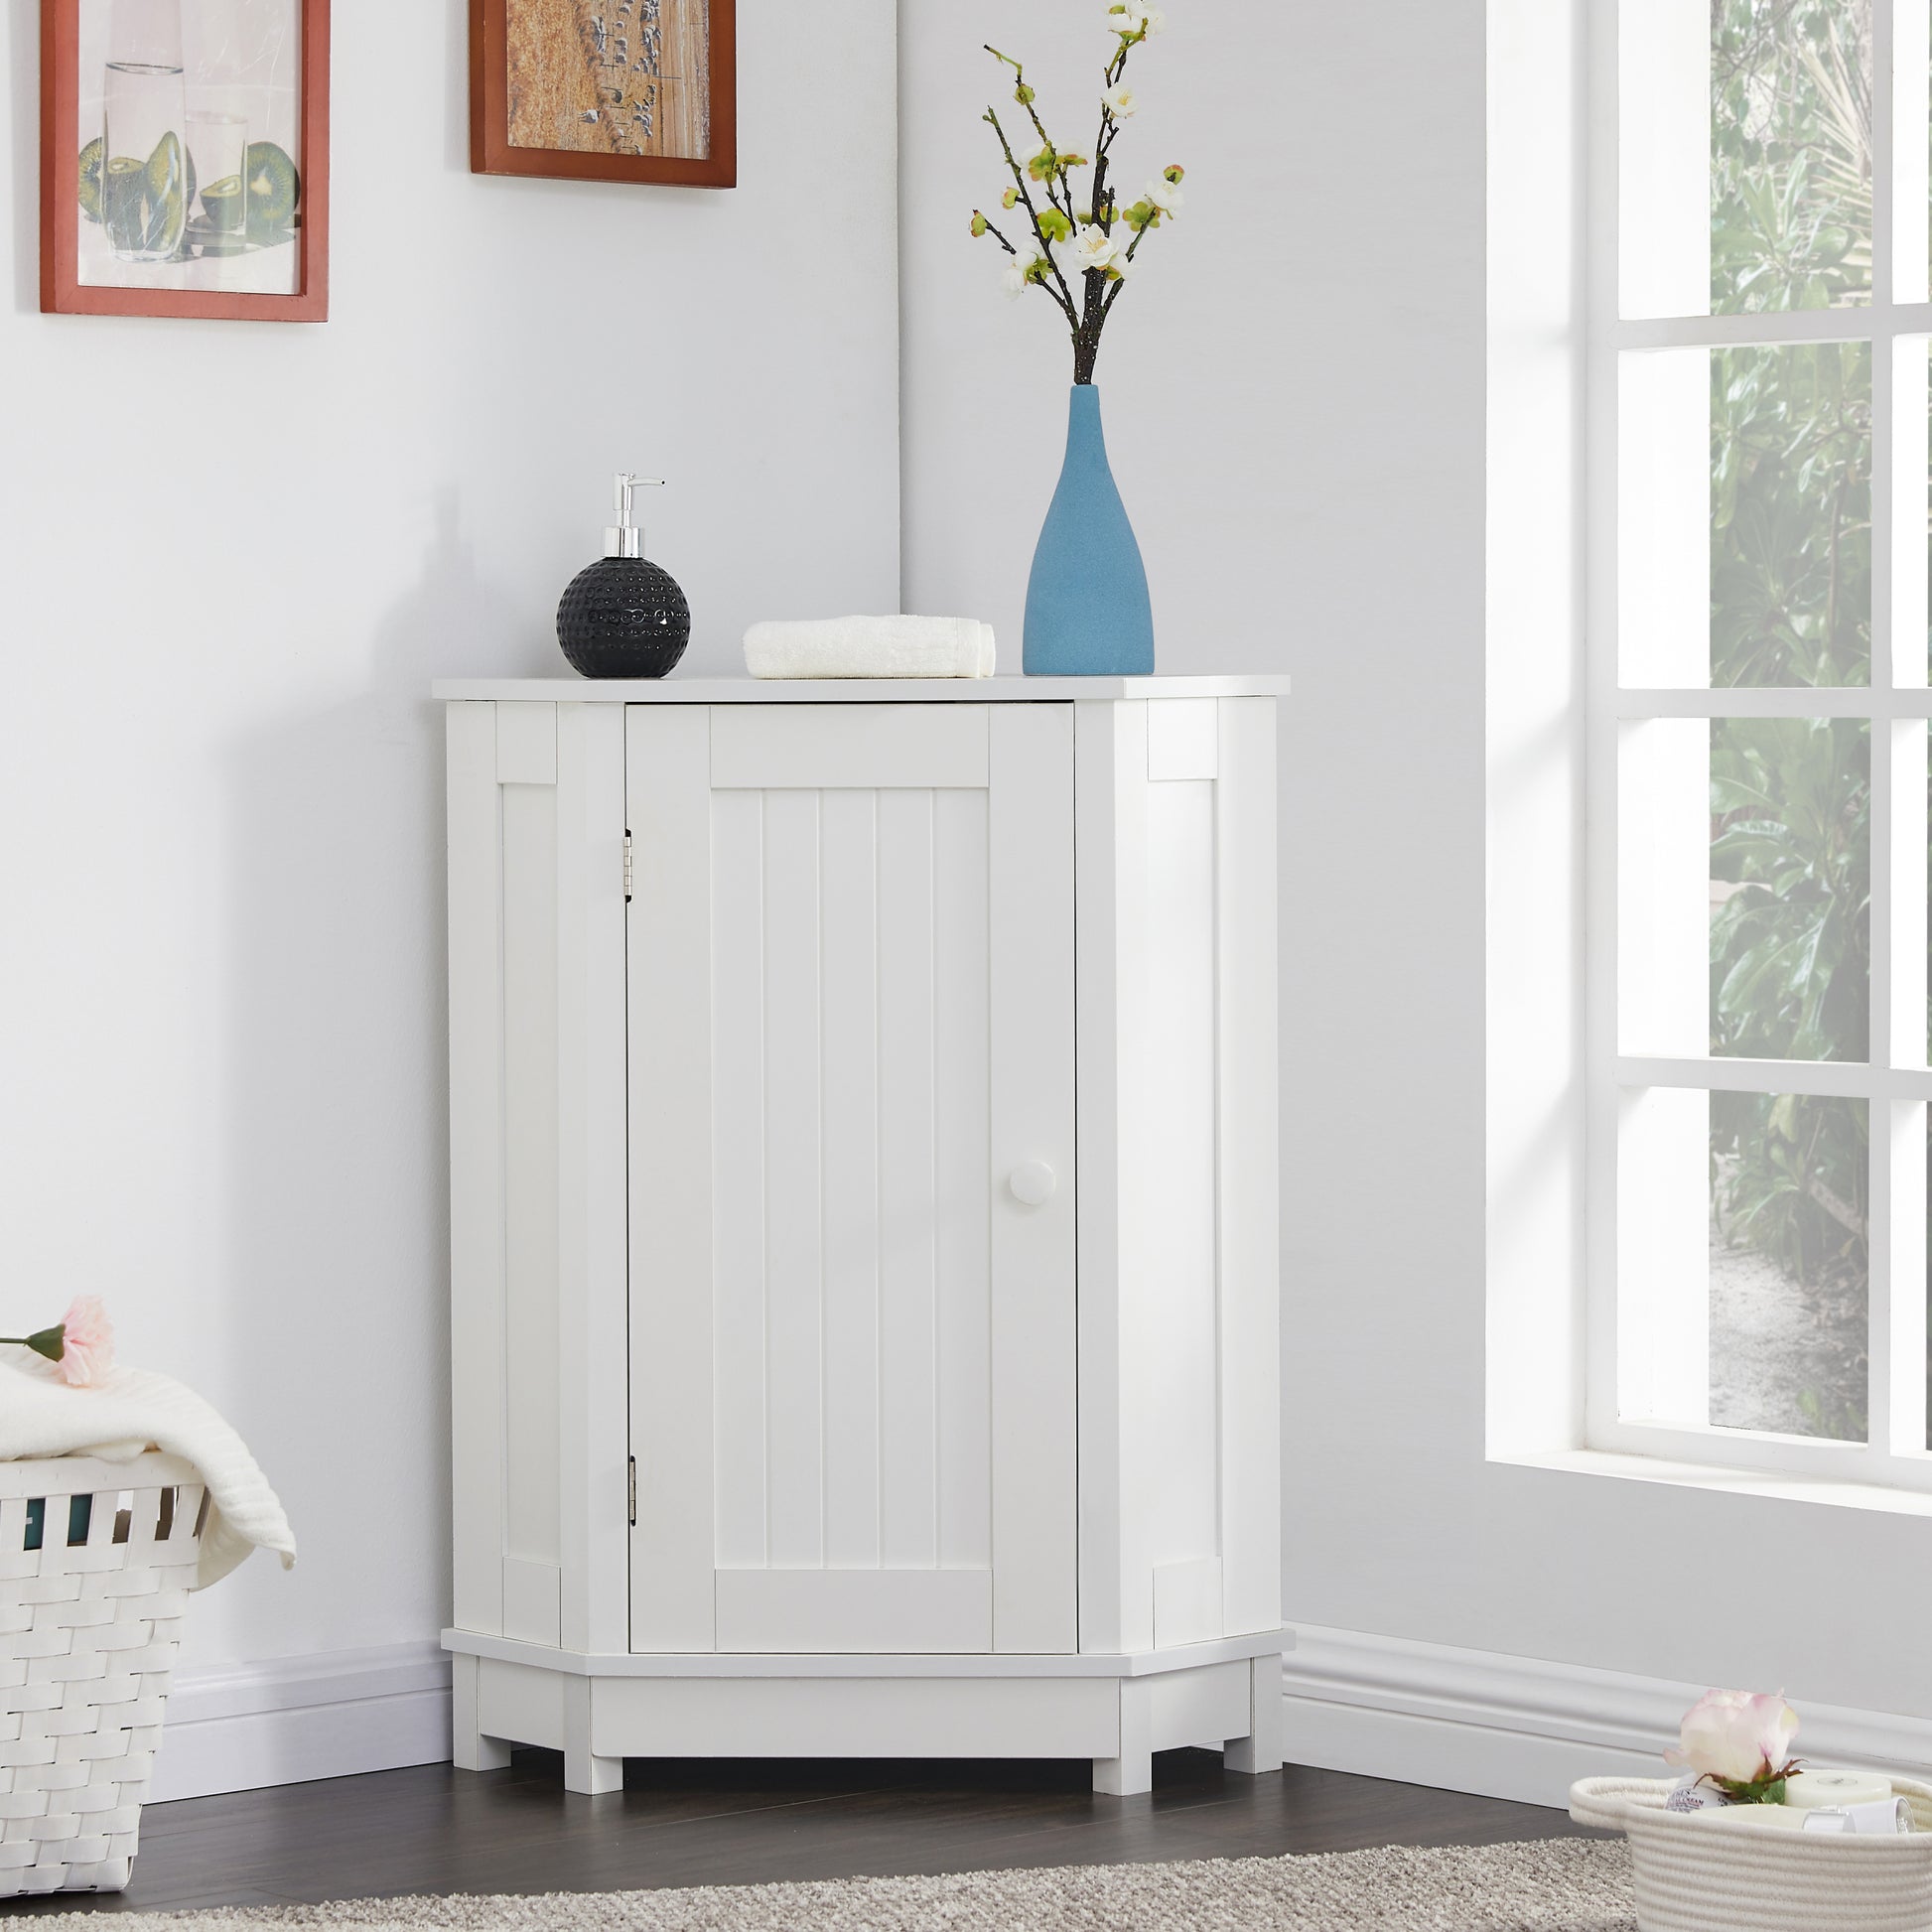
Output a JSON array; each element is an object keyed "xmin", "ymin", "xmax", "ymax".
[
  {"xmin": 1573, "ymin": 1775, "xmax": 1932, "ymax": 1932},
  {"xmin": 0, "ymin": 1452, "xmax": 205, "ymax": 1897}
]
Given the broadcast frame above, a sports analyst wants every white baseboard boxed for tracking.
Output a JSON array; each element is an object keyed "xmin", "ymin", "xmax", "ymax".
[
  {"xmin": 138, "ymin": 1623, "xmax": 1932, "ymax": 1814},
  {"xmin": 1281, "ymin": 1623, "xmax": 1932, "ymax": 1811},
  {"xmin": 148, "ymin": 1642, "xmax": 452, "ymax": 1804}
]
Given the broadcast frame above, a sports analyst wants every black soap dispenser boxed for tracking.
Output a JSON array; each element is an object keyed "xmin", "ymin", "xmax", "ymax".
[{"xmin": 556, "ymin": 474, "xmax": 693, "ymax": 679}]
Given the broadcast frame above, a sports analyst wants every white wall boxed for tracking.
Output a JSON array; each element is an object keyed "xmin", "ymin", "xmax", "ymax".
[
  {"xmin": 904, "ymin": 0, "xmax": 1932, "ymax": 1802},
  {"xmin": 0, "ymin": 0, "xmax": 898, "ymax": 1712}
]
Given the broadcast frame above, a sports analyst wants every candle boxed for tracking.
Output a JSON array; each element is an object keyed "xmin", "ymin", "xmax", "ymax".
[{"xmin": 1785, "ymin": 1769, "xmax": 1894, "ymax": 1811}]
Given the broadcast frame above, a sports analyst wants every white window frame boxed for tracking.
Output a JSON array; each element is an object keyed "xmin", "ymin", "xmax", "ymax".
[{"xmin": 1587, "ymin": 0, "xmax": 1932, "ymax": 1489}]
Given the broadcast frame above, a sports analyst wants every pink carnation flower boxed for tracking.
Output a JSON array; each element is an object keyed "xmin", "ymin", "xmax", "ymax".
[
  {"xmin": 54, "ymin": 1297, "xmax": 114, "ymax": 1387},
  {"xmin": 1665, "ymin": 1688, "xmax": 1800, "ymax": 1787}
]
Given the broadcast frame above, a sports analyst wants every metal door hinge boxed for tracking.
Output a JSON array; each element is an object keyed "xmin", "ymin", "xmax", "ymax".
[
  {"xmin": 622, "ymin": 831, "xmax": 633, "ymax": 903},
  {"xmin": 627, "ymin": 1455, "xmax": 637, "ymax": 1527}
]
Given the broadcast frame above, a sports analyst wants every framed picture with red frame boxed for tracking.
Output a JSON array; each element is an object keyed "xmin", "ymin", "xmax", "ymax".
[
  {"xmin": 41, "ymin": 0, "xmax": 329, "ymax": 322},
  {"xmin": 470, "ymin": 0, "xmax": 735, "ymax": 190}
]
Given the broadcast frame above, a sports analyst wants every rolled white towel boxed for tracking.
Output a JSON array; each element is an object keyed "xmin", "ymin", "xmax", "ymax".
[{"xmin": 745, "ymin": 616, "xmax": 996, "ymax": 680}]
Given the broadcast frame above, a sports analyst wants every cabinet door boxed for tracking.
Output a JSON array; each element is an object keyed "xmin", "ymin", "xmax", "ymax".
[{"xmin": 627, "ymin": 704, "xmax": 1076, "ymax": 1656}]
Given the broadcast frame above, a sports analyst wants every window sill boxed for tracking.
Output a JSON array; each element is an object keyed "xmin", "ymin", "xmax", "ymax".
[{"xmin": 1497, "ymin": 1447, "xmax": 1932, "ymax": 1517}]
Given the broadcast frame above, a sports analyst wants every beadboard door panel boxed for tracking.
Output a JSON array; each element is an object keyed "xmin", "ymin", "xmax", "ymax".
[
  {"xmin": 626, "ymin": 705, "xmax": 1077, "ymax": 1657},
  {"xmin": 716, "ymin": 1569, "xmax": 993, "ymax": 1656}
]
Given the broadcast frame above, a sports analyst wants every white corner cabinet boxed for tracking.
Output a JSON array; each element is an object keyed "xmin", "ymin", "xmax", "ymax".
[{"xmin": 437, "ymin": 675, "xmax": 1290, "ymax": 1796}]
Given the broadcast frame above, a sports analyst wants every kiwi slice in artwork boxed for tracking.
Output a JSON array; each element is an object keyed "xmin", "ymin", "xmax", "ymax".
[
  {"xmin": 77, "ymin": 137, "xmax": 103, "ymax": 223},
  {"xmin": 243, "ymin": 141, "xmax": 299, "ymax": 231},
  {"xmin": 200, "ymin": 175, "xmax": 245, "ymax": 234},
  {"xmin": 100, "ymin": 132, "xmax": 188, "ymax": 257},
  {"xmin": 101, "ymin": 155, "xmax": 150, "ymax": 252}
]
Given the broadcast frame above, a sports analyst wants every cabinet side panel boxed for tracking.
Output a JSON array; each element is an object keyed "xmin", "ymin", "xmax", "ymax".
[
  {"xmin": 1133, "ymin": 778, "xmax": 1221, "ymax": 1593},
  {"xmin": 628, "ymin": 706, "xmax": 720, "ymax": 1652},
  {"xmin": 989, "ymin": 706, "xmax": 1078, "ymax": 1654},
  {"xmin": 449, "ymin": 704, "xmax": 506, "ymax": 1638},
  {"xmin": 1215, "ymin": 699, "xmax": 1283, "ymax": 1635},
  {"xmin": 556, "ymin": 705, "xmax": 631, "ymax": 1656},
  {"xmin": 500, "ymin": 782, "xmax": 563, "ymax": 1594}
]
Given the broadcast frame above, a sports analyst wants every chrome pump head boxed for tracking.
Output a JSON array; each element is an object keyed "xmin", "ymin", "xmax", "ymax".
[{"xmin": 605, "ymin": 474, "xmax": 666, "ymax": 560}]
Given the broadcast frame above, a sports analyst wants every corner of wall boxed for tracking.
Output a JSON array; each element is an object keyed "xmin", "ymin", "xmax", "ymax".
[{"xmin": 1484, "ymin": 0, "xmax": 1589, "ymax": 1462}]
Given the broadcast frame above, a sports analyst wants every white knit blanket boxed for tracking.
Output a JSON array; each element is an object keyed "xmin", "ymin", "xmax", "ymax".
[
  {"xmin": 0, "ymin": 1361, "xmax": 295, "ymax": 1588},
  {"xmin": 745, "ymin": 616, "xmax": 997, "ymax": 680}
]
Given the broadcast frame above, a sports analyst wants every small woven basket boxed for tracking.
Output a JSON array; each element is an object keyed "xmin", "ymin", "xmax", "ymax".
[
  {"xmin": 0, "ymin": 1452, "xmax": 205, "ymax": 1896},
  {"xmin": 1573, "ymin": 1774, "xmax": 1932, "ymax": 1932}
]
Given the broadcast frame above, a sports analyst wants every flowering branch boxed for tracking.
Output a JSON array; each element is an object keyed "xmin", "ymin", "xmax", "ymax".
[
  {"xmin": 968, "ymin": 4, "xmax": 1184, "ymax": 385},
  {"xmin": 978, "ymin": 108, "xmax": 1083, "ymax": 334}
]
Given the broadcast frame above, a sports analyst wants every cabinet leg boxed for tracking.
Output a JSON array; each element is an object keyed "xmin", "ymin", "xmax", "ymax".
[
  {"xmin": 1094, "ymin": 1677, "xmax": 1155, "ymax": 1795},
  {"xmin": 1224, "ymin": 1653, "xmax": 1285, "ymax": 1776},
  {"xmin": 562, "ymin": 1676, "xmax": 623, "ymax": 1795},
  {"xmin": 451, "ymin": 1653, "xmax": 512, "ymax": 1773}
]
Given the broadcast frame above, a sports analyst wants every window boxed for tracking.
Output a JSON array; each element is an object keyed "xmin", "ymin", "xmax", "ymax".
[{"xmin": 1593, "ymin": 0, "xmax": 1932, "ymax": 1484}]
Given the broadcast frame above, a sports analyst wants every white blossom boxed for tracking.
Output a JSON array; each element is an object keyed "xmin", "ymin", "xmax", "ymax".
[
  {"xmin": 1003, "ymin": 236, "xmax": 1046, "ymax": 299},
  {"xmin": 1146, "ymin": 174, "xmax": 1184, "ymax": 214},
  {"xmin": 1107, "ymin": 2, "xmax": 1167, "ymax": 36},
  {"xmin": 1102, "ymin": 82, "xmax": 1140, "ymax": 118},
  {"xmin": 1053, "ymin": 227, "xmax": 1120, "ymax": 279}
]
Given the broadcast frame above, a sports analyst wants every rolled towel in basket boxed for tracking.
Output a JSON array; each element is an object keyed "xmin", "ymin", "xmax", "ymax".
[
  {"xmin": 746, "ymin": 616, "xmax": 996, "ymax": 680},
  {"xmin": 0, "ymin": 1358, "xmax": 295, "ymax": 1588}
]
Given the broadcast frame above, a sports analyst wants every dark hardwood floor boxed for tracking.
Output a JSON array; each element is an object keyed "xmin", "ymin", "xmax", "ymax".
[{"xmin": 13, "ymin": 1750, "xmax": 1588, "ymax": 1915}]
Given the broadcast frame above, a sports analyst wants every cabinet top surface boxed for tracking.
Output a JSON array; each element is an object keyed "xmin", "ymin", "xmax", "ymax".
[{"xmin": 434, "ymin": 674, "xmax": 1291, "ymax": 704}]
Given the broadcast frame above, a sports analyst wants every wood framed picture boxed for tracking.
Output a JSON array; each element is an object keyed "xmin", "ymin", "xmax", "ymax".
[
  {"xmin": 40, "ymin": 0, "xmax": 329, "ymax": 322},
  {"xmin": 470, "ymin": 0, "xmax": 736, "ymax": 190}
]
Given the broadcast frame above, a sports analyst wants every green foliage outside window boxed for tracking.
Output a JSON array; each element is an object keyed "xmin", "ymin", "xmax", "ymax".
[
  {"xmin": 1705, "ymin": 0, "xmax": 1875, "ymax": 1426},
  {"xmin": 1712, "ymin": 0, "xmax": 1871, "ymax": 317}
]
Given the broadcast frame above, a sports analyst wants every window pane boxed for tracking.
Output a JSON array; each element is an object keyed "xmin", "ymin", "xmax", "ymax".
[
  {"xmin": 1619, "ymin": 1086, "xmax": 1868, "ymax": 1440},
  {"xmin": 1711, "ymin": 1093, "xmax": 1868, "ymax": 1440},
  {"xmin": 1713, "ymin": 0, "xmax": 1872, "ymax": 315},
  {"xmin": 1620, "ymin": 344, "xmax": 1871, "ymax": 687},
  {"xmin": 1714, "ymin": 343, "xmax": 1871, "ymax": 687},
  {"xmin": 1711, "ymin": 718, "xmax": 1870, "ymax": 1061}
]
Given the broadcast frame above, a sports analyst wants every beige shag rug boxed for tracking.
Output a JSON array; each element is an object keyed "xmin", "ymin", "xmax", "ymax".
[{"xmin": 28, "ymin": 1839, "xmax": 1637, "ymax": 1930}]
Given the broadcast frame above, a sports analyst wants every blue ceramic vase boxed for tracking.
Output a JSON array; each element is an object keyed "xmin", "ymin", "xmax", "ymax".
[{"xmin": 1023, "ymin": 384, "xmax": 1155, "ymax": 676}]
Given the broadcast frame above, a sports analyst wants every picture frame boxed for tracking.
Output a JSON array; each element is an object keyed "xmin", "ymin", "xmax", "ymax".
[
  {"xmin": 39, "ymin": 0, "xmax": 330, "ymax": 323},
  {"xmin": 470, "ymin": 0, "xmax": 736, "ymax": 190}
]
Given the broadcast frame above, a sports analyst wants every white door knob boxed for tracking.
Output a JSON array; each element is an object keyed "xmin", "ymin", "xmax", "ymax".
[{"xmin": 1009, "ymin": 1161, "xmax": 1057, "ymax": 1207}]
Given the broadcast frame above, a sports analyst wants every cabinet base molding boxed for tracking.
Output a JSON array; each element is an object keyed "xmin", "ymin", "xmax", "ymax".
[{"xmin": 445, "ymin": 1630, "xmax": 1289, "ymax": 1797}]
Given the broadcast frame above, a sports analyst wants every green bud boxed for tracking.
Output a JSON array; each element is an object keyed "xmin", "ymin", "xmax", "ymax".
[
  {"xmin": 1123, "ymin": 200, "xmax": 1157, "ymax": 232},
  {"xmin": 24, "ymin": 1324, "xmax": 65, "ymax": 1364},
  {"xmin": 1015, "ymin": 82, "xmax": 1035, "ymax": 105},
  {"xmin": 1164, "ymin": 164, "xmax": 1186, "ymax": 184},
  {"xmin": 1002, "ymin": 187, "xmax": 1019, "ymax": 209},
  {"xmin": 970, "ymin": 211, "xmax": 988, "ymax": 237},
  {"xmin": 1037, "ymin": 207, "xmax": 1072, "ymax": 242}
]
